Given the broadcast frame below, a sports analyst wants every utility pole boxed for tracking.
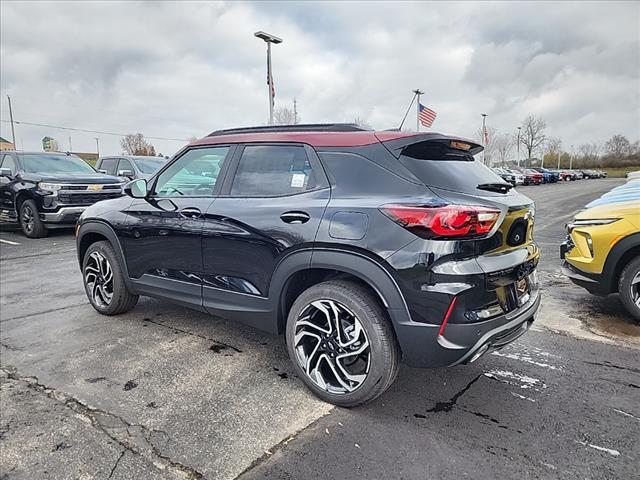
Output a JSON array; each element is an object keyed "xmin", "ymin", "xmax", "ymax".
[
  {"xmin": 254, "ymin": 31, "xmax": 283, "ymax": 125},
  {"xmin": 69, "ymin": 136, "xmax": 72, "ymax": 152},
  {"xmin": 293, "ymin": 98, "xmax": 298, "ymax": 124},
  {"xmin": 413, "ymin": 89, "xmax": 424, "ymax": 132},
  {"xmin": 516, "ymin": 126, "xmax": 522, "ymax": 167},
  {"xmin": 95, "ymin": 138, "xmax": 100, "ymax": 157},
  {"xmin": 7, "ymin": 96, "xmax": 16, "ymax": 147},
  {"xmin": 481, "ymin": 113, "xmax": 488, "ymax": 165}
]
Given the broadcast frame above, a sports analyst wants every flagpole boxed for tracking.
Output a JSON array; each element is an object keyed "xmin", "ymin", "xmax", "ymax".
[
  {"xmin": 413, "ymin": 89, "xmax": 424, "ymax": 132},
  {"xmin": 481, "ymin": 113, "xmax": 487, "ymax": 165}
]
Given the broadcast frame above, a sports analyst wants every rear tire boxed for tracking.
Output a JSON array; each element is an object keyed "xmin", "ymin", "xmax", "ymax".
[
  {"xmin": 285, "ymin": 280, "xmax": 400, "ymax": 407},
  {"xmin": 19, "ymin": 199, "xmax": 47, "ymax": 238},
  {"xmin": 619, "ymin": 256, "xmax": 640, "ymax": 323},
  {"xmin": 82, "ymin": 241, "xmax": 138, "ymax": 315}
]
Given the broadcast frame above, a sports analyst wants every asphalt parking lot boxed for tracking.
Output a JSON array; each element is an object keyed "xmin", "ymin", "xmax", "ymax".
[{"xmin": 1, "ymin": 178, "xmax": 638, "ymax": 480}]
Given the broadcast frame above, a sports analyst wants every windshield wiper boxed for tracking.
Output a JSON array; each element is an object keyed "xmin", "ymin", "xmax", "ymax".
[{"xmin": 477, "ymin": 182, "xmax": 513, "ymax": 194}]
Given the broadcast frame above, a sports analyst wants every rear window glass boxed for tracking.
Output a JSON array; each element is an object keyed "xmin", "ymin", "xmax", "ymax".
[{"xmin": 398, "ymin": 142, "xmax": 506, "ymax": 195}]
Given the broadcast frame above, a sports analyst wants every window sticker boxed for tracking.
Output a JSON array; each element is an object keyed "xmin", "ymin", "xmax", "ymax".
[{"xmin": 290, "ymin": 173, "xmax": 307, "ymax": 188}]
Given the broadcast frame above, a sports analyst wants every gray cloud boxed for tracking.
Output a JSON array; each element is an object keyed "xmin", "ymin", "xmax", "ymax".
[{"xmin": 0, "ymin": 0, "xmax": 638, "ymax": 156}]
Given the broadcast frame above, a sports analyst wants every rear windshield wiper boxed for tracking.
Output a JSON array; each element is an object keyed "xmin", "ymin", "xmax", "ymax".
[{"xmin": 477, "ymin": 182, "xmax": 513, "ymax": 194}]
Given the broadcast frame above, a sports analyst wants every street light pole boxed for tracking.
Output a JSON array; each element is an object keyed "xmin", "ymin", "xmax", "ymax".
[
  {"xmin": 95, "ymin": 138, "xmax": 100, "ymax": 157},
  {"xmin": 481, "ymin": 113, "xmax": 488, "ymax": 165},
  {"xmin": 516, "ymin": 126, "xmax": 522, "ymax": 167},
  {"xmin": 569, "ymin": 145, "xmax": 574, "ymax": 170},
  {"xmin": 254, "ymin": 31, "xmax": 283, "ymax": 125}
]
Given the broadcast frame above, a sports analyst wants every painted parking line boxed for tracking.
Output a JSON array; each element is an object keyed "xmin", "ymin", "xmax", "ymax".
[{"xmin": 0, "ymin": 238, "xmax": 20, "ymax": 245}]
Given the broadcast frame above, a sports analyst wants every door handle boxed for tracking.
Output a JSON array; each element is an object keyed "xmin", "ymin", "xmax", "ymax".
[
  {"xmin": 179, "ymin": 207, "xmax": 202, "ymax": 219},
  {"xmin": 280, "ymin": 211, "xmax": 310, "ymax": 224}
]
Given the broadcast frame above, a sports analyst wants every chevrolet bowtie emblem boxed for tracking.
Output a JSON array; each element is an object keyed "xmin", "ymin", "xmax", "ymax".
[{"xmin": 88, "ymin": 184, "xmax": 103, "ymax": 192}]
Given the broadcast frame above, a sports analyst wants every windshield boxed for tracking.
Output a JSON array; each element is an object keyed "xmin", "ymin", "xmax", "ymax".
[
  {"xmin": 20, "ymin": 153, "xmax": 96, "ymax": 174},
  {"xmin": 133, "ymin": 157, "xmax": 165, "ymax": 174}
]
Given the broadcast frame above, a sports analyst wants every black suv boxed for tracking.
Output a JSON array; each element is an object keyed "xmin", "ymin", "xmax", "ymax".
[
  {"xmin": 0, "ymin": 151, "xmax": 124, "ymax": 238},
  {"xmin": 76, "ymin": 124, "xmax": 540, "ymax": 406}
]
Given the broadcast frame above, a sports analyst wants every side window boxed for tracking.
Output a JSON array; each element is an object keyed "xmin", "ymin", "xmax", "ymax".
[
  {"xmin": 153, "ymin": 147, "xmax": 229, "ymax": 197},
  {"xmin": 118, "ymin": 158, "xmax": 134, "ymax": 173},
  {"xmin": 1, "ymin": 154, "xmax": 17, "ymax": 173},
  {"xmin": 99, "ymin": 158, "xmax": 118, "ymax": 175},
  {"xmin": 231, "ymin": 145, "xmax": 317, "ymax": 196}
]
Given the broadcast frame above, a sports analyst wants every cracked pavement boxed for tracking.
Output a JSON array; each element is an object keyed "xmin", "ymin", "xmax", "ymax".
[{"xmin": 1, "ymin": 179, "xmax": 639, "ymax": 479}]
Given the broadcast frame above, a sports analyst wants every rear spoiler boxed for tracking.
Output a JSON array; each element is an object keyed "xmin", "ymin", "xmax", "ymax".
[{"xmin": 375, "ymin": 132, "xmax": 483, "ymax": 158}]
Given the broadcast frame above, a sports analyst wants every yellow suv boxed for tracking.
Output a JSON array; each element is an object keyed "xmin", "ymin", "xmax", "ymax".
[{"xmin": 561, "ymin": 200, "xmax": 640, "ymax": 321}]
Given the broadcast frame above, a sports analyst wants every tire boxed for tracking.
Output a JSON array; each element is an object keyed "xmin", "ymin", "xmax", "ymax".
[
  {"xmin": 618, "ymin": 256, "xmax": 640, "ymax": 323},
  {"xmin": 285, "ymin": 280, "xmax": 400, "ymax": 407},
  {"xmin": 82, "ymin": 240, "xmax": 138, "ymax": 315},
  {"xmin": 19, "ymin": 199, "xmax": 47, "ymax": 238}
]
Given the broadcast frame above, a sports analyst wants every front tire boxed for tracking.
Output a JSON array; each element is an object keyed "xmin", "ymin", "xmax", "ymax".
[
  {"xmin": 619, "ymin": 256, "xmax": 640, "ymax": 323},
  {"xmin": 19, "ymin": 199, "xmax": 47, "ymax": 238},
  {"xmin": 82, "ymin": 241, "xmax": 138, "ymax": 315},
  {"xmin": 285, "ymin": 280, "xmax": 400, "ymax": 407}
]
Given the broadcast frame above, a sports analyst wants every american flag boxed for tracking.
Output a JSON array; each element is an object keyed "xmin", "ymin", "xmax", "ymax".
[{"xmin": 419, "ymin": 103, "xmax": 437, "ymax": 127}]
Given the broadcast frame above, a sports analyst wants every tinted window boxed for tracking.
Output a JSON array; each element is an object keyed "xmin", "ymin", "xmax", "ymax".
[
  {"xmin": 398, "ymin": 141, "xmax": 507, "ymax": 196},
  {"xmin": 154, "ymin": 147, "xmax": 229, "ymax": 197},
  {"xmin": 231, "ymin": 145, "xmax": 316, "ymax": 196},
  {"xmin": 1, "ymin": 154, "xmax": 17, "ymax": 173},
  {"xmin": 133, "ymin": 157, "xmax": 165, "ymax": 174},
  {"xmin": 20, "ymin": 153, "xmax": 95, "ymax": 174},
  {"xmin": 99, "ymin": 158, "xmax": 118, "ymax": 175},
  {"xmin": 118, "ymin": 158, "xmax": 134, "ymax": 173}
]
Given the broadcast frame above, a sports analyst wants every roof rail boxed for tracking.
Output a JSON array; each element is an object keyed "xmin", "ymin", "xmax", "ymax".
[{"xmin": 207, "ymin": 123, "xmax": 370, "ymax": 137}]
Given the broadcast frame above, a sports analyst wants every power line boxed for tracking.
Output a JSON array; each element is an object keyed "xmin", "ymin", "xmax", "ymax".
[{"xmin": 0, "ymin": 119, "xmax": 190, "ymax": 142}]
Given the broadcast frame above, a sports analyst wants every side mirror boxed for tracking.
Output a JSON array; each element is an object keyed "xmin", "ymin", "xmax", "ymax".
[
  {"xmin": 97, "ymin": 169, "xmax": 108, "ymax": 174},
  {"xmin": 124, "ymin": 178, "xmax": 148, "ymax": 198},
  {"xmin": 118, "ymin": 169, "xmax": 135, "ymax": 178},
  {"xmin": 0, "ymin": 167, "xmax": 12, "ymax": 177}
]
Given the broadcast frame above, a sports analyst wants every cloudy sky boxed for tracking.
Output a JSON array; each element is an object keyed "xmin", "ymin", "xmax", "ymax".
[{"xmin": 1, "ymin": 1, "xmax": 638, "ymax": 156}]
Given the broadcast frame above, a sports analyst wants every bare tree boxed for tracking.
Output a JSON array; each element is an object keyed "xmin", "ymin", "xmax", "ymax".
[
  {"xmin": 120, "ymin": 133, "xmax": 156, "ymax": 156},
  {"xmin": 604, "ymin": 134, "xmax": 631, "ymax": 158},
  {"xmin": 493, "ymin": 133, "xmax": 514, "ymax": 166},
  {"xmin": 519, "ymin": 115, "xmax": 547, "ymax": 161},
  {"xmin": 353, "ymin": 116, "xmax": 373, "ymax": 130},
  {"xmin": 545, "ymin": 137, "xmax": 562, "ymax": 168},
  {"xmin": 273, "ymin": 107, "xmax": 299, "ymax": 125}
]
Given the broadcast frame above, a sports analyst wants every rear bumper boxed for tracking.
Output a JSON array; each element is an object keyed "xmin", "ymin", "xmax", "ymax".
[{"xmin": 394, "ymin": 286, "xmax": 540, "ymax": 368}]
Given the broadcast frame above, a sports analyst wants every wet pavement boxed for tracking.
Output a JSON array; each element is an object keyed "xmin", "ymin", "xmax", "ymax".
[{"xmin": 1, "ymin": 178, "xmax": 638, "ymax": 479}]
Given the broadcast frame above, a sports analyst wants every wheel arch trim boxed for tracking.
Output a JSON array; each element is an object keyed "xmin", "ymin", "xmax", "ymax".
[
  {"xmin": 602, "ymin": 232, "xmax": 640, "ymax": 293},
  {"xmin": 76, "ymin": 221, "xmax": 134, "ymax": 291},
  {"xmin": 270, "ymin": 247, "xmax": 412, "ymax": 334}
]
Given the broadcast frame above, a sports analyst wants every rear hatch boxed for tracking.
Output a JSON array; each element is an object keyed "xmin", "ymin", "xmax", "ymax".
[{"xmin": 380, "ymin": 134, "xmax": 539, "ymax": 312}]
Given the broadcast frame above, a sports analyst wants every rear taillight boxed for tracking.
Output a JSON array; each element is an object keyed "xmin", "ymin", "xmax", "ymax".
[{"xmin": 380, "ymin": 204, "xmax": 501, "ymax": 239}]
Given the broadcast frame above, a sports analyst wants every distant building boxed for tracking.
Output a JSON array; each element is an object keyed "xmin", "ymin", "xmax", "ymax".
[
  {"xmin": 0, "ymin": 136, "xmax": 15, "ymax": 151},
  {"xmin": 42, "ymin": 136, "xmax": 59, "ymax": 152}
]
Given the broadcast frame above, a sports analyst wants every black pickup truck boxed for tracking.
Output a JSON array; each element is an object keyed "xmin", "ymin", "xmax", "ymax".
[{"xmin": 0, "ymin": 151, "xmax": 124, "ymax": 238}]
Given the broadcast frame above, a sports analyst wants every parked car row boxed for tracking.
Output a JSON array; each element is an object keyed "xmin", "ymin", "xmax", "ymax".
[
  {"xmin": 0, "ymin": 151, "xmax": 167, "ymax": 237},
  {"xmin": 492, "ymin": 166, "xmax": 607, "ymax": 186},
  {"xmin": 561, "ymin": 176, "xmax": 640, "ymax": 322}
]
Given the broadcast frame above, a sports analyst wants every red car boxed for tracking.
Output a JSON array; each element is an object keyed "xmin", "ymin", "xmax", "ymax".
[{"xmin": 520, "ymin": 169, "xmax": 544, "ymax": 185}]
